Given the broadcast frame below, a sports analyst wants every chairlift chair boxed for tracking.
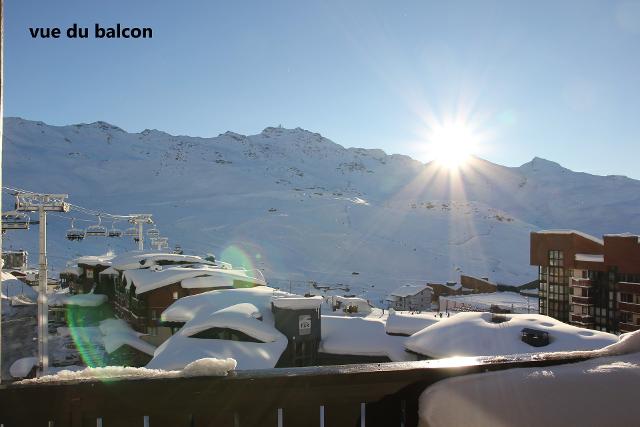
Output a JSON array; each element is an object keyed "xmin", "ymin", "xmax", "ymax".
[
  {"xmin": 147, "ymin": 227, "xmax": 160, "ymax": 238},
  {"xmin": 66, "ymin": 218, "xmax": 85, "ymax": 241},
  {"xmin": 108, "ymin": 222, "xmax": 123, "ymax": 238},
  {"xmin": 124, "ymin": 227, "xmax": 138, "ymax": 237},
  {"xmin": 1, "ymin": 211, "xmax": 31, "ymax": 231},
  {"xmin": 85, "ymin": 216, "xmax": 108, "ymax": 237}
]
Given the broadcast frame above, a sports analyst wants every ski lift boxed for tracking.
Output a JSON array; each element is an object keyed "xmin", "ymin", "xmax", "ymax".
[
  {"xmin": 147, "ymin": 227, "xmax": 160, "ymax": 238},
  {"xmin": 85, "ymin": 216, "xmax": 108, "ymax": 237},
  {"xmin": 66, "ymin": 218, "xmax": 85, "ymax": 241},
  {"xmin": 2, "ymin": 211, "xmax": 30, "ymax": 231},
  {"xmin": 108, "ymin": 222, "xmax": 123, "ymax": 238},
  {"xmin": 124, "ymin": 226, "xmax": 138, "ymax": 237}
]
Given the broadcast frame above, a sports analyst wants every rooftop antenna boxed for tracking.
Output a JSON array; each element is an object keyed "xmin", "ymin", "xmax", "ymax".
[{"xmin": 15, "ymin": 192, "xmax": 69, "ymax": 376}]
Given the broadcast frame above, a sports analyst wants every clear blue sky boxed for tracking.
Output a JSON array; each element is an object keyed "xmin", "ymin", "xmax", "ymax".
[{"xmin": 5, "ymin": 0, "xmax": 640, "ymax": 178}]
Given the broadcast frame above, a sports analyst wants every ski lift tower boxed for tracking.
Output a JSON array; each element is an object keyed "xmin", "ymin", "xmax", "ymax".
[
  {"xmin": 129, "ymin": 214, "xmax": 153, "ymax": 251},
  {"xmin": 15, "ymin": 192, "xmax": 69, "ymax": 376}
]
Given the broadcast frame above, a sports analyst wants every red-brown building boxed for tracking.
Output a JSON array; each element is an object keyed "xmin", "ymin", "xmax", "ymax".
[{"xmin": 531, "ymin": 230, "xmax": 640, "ymax": 333}]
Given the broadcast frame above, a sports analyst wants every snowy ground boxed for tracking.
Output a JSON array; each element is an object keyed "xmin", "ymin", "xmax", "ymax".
[{"xmin": 438, "ymin": 291, "xmax": 538, "ymax": 314}]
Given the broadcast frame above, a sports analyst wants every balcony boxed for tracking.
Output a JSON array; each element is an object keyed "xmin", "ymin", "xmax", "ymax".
[
  {"xmin": 570, "ymin": 278, "xmax": 592, "ymax": 288},
  {"xmin": 570, "ymin": 295, "xmax": 593, "ymax": 306},
  {"xmin": 619, "ymin": 322, "xmax": 640, "ymax": 333},
  {"xmin": 0, "ymin": 353, "xmax": 591, "ymax": 427},
  {"xmin": 619, "ymin": 301, "xmax": 640, "ymax": 314},
  {"xmin": 570, "ymin": 314, "xmax": 594, "ymax": 326}
]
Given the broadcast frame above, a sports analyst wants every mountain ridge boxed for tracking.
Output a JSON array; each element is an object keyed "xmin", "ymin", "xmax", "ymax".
[{"xmin": 3, "ymin": 117, "xmax": 640, "ymax": 302}]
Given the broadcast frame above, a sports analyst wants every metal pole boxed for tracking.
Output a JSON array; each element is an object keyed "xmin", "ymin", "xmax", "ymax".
[
  {"xmin": 137, "ymin": 220, "xmax": 143, "ymax": 251},
  {"xmin": 37, "ymin": 205, "xmax": 48, "ymax": 375},
  {"xmin": 0, "ymin": 0, "xmax": 4, "ymax": 384}
]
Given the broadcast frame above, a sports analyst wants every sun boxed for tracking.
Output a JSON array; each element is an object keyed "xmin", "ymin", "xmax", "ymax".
[{"xmin": 428, "ymin": 122, "xmax": 478, "ymax": 169}]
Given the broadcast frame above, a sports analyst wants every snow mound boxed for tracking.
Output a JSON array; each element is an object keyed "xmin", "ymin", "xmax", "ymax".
[
  {"xmin": 99, "ymin": 319, "xmax": 156, "ymax": 356},
  {"xmin": 320, "ymin": 315, "xmax": 416, "ymax": 362},
  {"xmin": 17, "ymin": 357, "xmax": 236, "ymax": 384},
  {"xmin": 419, "ymin": 337, "xmax": 640, "ymax": 427},
  {"xmin": 9, "ymin": 357, "xmax": 38, "ymax": 378},
  {"xmin": 1, "ymin": 271, "xmax": 37, "ymax": 300},
  {"xmin": 405, "ymin": 312, "xmax": 617, "ymax": 358},
  {"xmin": 385, "ymin": 311, "xmax": 442, "ymax": 336}
]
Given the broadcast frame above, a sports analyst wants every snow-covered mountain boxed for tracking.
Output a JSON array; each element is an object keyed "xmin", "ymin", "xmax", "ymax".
[{"xmin": 3, "ymin": 117, "xmax": 640, "ymax": 296}]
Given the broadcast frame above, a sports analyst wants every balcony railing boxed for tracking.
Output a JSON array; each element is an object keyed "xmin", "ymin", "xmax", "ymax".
[
  {"xmin": 570, "ymin": 278, "xmax": 592, "ymax": 288},
  {"xmin": 570, "ymin": 313, "xmax": 594, "ymax": 325},
  {"xmin": 570, "ymin": 295, "xmax": 593, "ymax": 305},
  {"xmin": 0, "ymin": 354, "xmax": 591, "ymax": 427},
  {"xmin": 619, "ymin": 301, "xmax": 640, "ymax": 314},
  {"xmin": 619, "ymin": 322, "xmax": 640, "ymax": 333}
]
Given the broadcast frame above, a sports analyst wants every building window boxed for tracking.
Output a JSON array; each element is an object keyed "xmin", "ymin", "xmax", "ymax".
[
  {"xmin": 151, "ymin": 310, "xmax": 157, "ymax": 320},
  {"xmin": 148, "ymin": 326, "xmax": 157, "ymax": 336},
  {"xmin": 621, "ymin": 293, "xmax": 633, "ymax": 303},
  {"xmin": 86, "ymin": 269, "xmax": 94, "ymax": 279},
  {"xmin": 172, "ymin": 291, "xmax": 179, "ymax": 300}
]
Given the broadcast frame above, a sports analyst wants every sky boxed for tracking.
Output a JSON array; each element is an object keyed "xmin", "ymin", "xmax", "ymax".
[{"xmin": 4, "ymin": 0, "xmax": 640, "ymax": 178}]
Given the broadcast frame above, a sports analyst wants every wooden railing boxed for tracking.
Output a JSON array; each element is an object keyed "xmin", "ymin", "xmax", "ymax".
[{"xmin": 0, "ymin": 354, "xmax": 591, "ymax": 427}]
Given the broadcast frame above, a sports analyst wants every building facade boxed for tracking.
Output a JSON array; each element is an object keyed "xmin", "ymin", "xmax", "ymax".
[
  {"xmin": 531, "ymin": 230, "xmax": 640, "ymax": 333},
  {"xmin": 387, "ymin": 284, "xmax": 433, "ymax": 311}
]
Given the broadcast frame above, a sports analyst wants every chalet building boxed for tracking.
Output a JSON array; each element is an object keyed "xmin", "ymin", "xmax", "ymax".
[
  {"xmin": 531, "ymin": 230, "xmax": 640, "ymax": 333},
  {"xmin": 116, "ymin": 263, "xmax": 267, "ymax": 346},
  {"xmin": 1, "ymin": 249, "xmax": 28, "ymax": 271},
  {"xmin": 387, "ymin": 284, "xmax": 433, "ymax": 311},
  {"xmin": 62, "ymin": 255, "xmax": 114, "ymax": 295}
]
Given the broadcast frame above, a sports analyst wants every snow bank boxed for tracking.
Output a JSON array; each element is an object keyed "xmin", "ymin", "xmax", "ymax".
[
  {"xmin": 320, "ymin": 315, "xmax": 416, "ymax": 362},
  {"xmin": 419, "ymin": 330, "xmax": 640, "ymax": 427},
  {"xmin": 17, "ymin": 357, "xmax": 236, "ymax": 384},
  {"xmin": 385, "ymin": 311, "xmax": 442, "ymax": 336},
  {"xmin": 405, "ymin": 312, "xmax": 617, "ymax": 358},
  {"xmin": 9, "ymin": 357, "xmax": 38, "ymax": 378}
]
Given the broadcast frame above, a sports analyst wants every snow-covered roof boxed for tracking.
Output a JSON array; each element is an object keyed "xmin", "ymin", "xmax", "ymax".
[
  {"xmin": 418, "ymin": 331, "xmax": 640, "ymax": 427},
  {"xmin": 272, "ymin": 295, "xmax": 323, "ymax": 310},
  {"xmin": 1, "ymin": 271, "xmax": 37, "ymax": 301},
  {"xmin": 333, "ymin": 296, "xmax": 372, "ymax": 314},
  {"xmin": 535, "ymin": 229, "xmax": 604, "ymax": 245},
  {"xmin": 99, "ymin": 266, "xmax": 118, "ymax": 276},
  {"xmin": 61, "ymin": 266, "xmax": 82, "ymax": 276},
  {"xmin": 575, "ymin": 253, "xmax": 604, "ymax": 263},
  {"xmin": 123, "ymin": 265, "xmax": 265, "ymax": 295},
  {"xmin": 49, "ymin": 291, "xmax": 107, "ymax": 307},
  {"xmin": 99, "ymin": 319, "xmax": 157, "ymax": 356},
  {"xmin": 161, "ymin": 286, "xmax": 288, "ymax": 323},
  {"xmin": 405, "ymin": 312, "xmax": 617, "ymax": 358},
  {"xmin": 148, "ymin": 303, "xmax": 287, "ymax": 370},
  {"xmin": 319, "ymin": 315, "xmax": 416, "ymax": 362},
  {"xmin": 385, "ymin": 311, "xmax": 443, "ymax": 336},
  {"xmin": 390, "ymin": 284, "xmax": 432, "ymax": 298},
  {"xmin": 73, "ymin": 254, "xmax": 114, "ymax": 267},
  {"xmin": 111, "ymin": 251, "xmax": 214, "ymax": 271}
]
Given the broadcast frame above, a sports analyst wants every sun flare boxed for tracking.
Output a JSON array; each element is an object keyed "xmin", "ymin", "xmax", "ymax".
[{"xmin": 428, "ymin": 122, "xmax": 478, "ymax": 169}]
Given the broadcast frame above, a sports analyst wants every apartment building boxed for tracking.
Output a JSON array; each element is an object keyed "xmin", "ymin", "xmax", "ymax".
[{"xmin": 531, "ymin": 230, "xmax": 640, "ymax": 333}]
